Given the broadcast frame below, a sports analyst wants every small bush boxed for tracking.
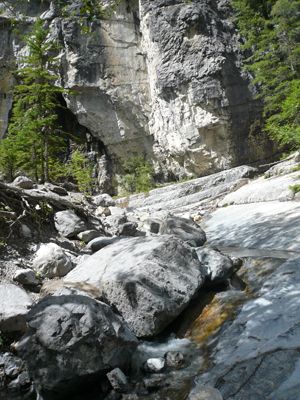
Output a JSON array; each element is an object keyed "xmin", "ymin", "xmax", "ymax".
[
  {"xmin": 292, "ymin": 165, "xmax": 300, "ymax": 172},
  {"xmin": 289, "ymin": 184, "xmax": 300, "ymax": 194},
  {"xmin": 119, "ymin": 156, "xmax": 155, "ymax": 195}
]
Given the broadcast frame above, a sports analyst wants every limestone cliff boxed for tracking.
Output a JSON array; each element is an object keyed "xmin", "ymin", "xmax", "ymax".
[{"xmin": 0, "ymin": 0, "xmax": 276, "ymax": 191}]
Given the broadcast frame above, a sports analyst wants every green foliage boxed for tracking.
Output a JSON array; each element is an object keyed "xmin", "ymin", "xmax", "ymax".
[
  {"xmin": 0, "ymin": 0, "xmax": 123, "ymax": 33},
  {"xmin": 289, "ymin": 184, "xmax": 300, "ymax": 193},
  {"xmin": 231, "ymin": 0, "xmax": 300, "ymax": 147},
  {"xmin": 292, "ymin": 164, "xmax": 300, "ymax": 172},
  {"xmin": 119, "ymin": 156, "xmax": 155, "ymax": 195},
  {"xmin": 0, "ymin": 331, "xmax": 3, "ymax": 347},
  {"xmin": 0, "ymin": 17, "xmax": 68, "ymax": 182},
  {"xmin": 65, "ymin": 150, "xmax": 96, "ymax": 194}
]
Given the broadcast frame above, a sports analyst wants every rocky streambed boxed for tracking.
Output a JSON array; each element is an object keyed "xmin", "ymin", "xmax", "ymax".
[{"xmin": 1, "ymin": 153, "xmax": 300, "ymax": 399}]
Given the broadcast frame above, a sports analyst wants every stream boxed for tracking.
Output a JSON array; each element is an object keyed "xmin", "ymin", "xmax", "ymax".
[{"xmin": 129, "ymin": 245, "xmax": 299, "ymax": 399}]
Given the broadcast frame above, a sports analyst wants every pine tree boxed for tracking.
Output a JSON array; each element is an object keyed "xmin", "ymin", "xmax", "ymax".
[
  {"xmin": 232, "ymin": 0, "xmax": 300, "ymax": 147},
  {"xmin": 0, "ymin": 17, "xmax": 67, "ymax": 182}
]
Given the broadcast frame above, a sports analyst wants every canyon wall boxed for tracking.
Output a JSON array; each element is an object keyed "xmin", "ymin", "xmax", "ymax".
[{"xmin": 0, "ymin": 0, "xmax": 276, "ymax": 190}]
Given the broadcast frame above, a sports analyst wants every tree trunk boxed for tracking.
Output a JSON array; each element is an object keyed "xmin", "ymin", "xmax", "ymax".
[{"xmin": 45, "ymin": 138, "xmax": 50, "ymax": 182}]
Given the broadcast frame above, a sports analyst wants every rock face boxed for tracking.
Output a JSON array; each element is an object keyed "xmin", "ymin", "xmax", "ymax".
[
  {"xmin": 0, "ymin": 0, "xmax": 275, "ymax": 183},
  {"xmin": 65, "ymin": 236, "xmax": 205, "ymax": 337},
  {"xmin": 15, "ymin": 287, "xmax": 138, "ymax": 400}
]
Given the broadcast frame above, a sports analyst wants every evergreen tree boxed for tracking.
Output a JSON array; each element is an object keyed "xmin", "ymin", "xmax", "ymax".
[
  {"xmin": 0, "ymin": 17, "xmax": 67, "ymax": 182},
  {"xmin": 231, "ymin": 0, "xmax": 300, "ymax": 147}
]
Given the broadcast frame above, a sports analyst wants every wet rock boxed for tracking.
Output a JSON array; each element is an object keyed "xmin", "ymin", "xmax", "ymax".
[
  {"xmin": 107, "ymin": 368, "xmax": 130, "ymax": 393},
  {"xmin": 13, "ymin": 269, "xmax": 40, "ymax": 287},
  {"xmin": 117, "ymin": 222, "xmax": 138, "ymax": 237},
  {"xmin": 93, "ymin": 194, "xmax": 116, "ymax": 207},
  {"xmin": 15, "ymin": 287, "xmax": 138, "ymax": 400},
  {"xmin": 32, "ymin": 243, "xmax": 73, "ymax": 278},
  {"xmin": 164, "ymin": 351, "xmax": 185, "ymax": 369},
  {"xmin": 65, "ymin": 236, "xmax": 204, "ymax": 337},
  {"xmin": 0, "ymin": 284, "xmax": 33, "ymax": 333},
  {"xmin": 77, "ymin": 229, "xmax": 102, "ymax": 243},
  {"xmin": 54, "ymin": 210, "xmax": 87, "ymax": 238},
  {"xmin": 196, "ymin": 256, "xmax": 300, "ymax": 399},
  {"xmin": 12, "ymin": 176, "xmax": 33, "ymax": 189},
  {"xmin": 187, "ymin": 385, "xmax": 223, "ymax": 400},
  {"xmin": 160, "ymin": 216, "xmax": 206, "ymax": 247},
  {"xmin": 195, "ymin": 247, "xmax": 235, "ymax": 286}
]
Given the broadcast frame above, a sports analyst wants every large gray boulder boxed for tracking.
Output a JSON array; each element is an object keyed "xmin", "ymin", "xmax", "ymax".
[
  {"xmin": 93, "ymin": 194, "xmax": 116, "ymax": 207},
  {"xmin": 32, "ymin": 243, "xmax": 73, "ymax": 278},
  {"xmin": 0, "ymin": 284, "xmax": 33, "ymax": 333},
  {"xmin": 65, "ymin": 236, "xmax": 205, "ymax": 337},
  {"xmin": 195, "ymin": 247, "xmax": 235, "ymax": 286},
  {"xmin": 54, "ymin": 210, "xmax": 86, "ymax": 238},
  {"xmin": 160, "ymin": 216, "xmax": 206, "ymax": 247},
  {"xmin": 15, "ymin": 287, "xmax": 138, "ymax": 400}
]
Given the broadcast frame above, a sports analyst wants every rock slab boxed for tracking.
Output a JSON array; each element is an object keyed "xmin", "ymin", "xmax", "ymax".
[{"xmin": 65, "ymin": 236, "xmax": 205, "ymax": 337}]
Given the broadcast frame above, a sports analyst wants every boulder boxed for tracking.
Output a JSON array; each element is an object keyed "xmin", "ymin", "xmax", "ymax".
[
  {"xmin": 13, "ymin": 269, "xmax": 40, "ymax": 287},
  {"xmin": 106, "ymin": 368, "xmax": 130, "ymax": 393},
  {"xmin": 0, "ymin": 284, "xmax": 33, "ymax": 333},
  {"xmin": 103, "ymin": 214, "xmax": 128, "ymax": 235},
  {"xmin": 54, "ymin": 210, "xmax": 86, "ymax": 238},
  {"xmin": 65, "ymin": 236, "xmax": 205, "ymax": 337},
  {"xmin": 77, "ymin": 229, "xmax": 103, "ymax": 243},
  {"xmin": 93, "ymin": 194, "xmax": 116, "ymax": 207},
  {"xmin": 15, "ymin": 287, "xmax": 138, "ymax": 400},
  {"xmin": 195, "ymin": 247, "xmax": 235, "ymax": 286},
  {"xmin": 87, "ymin": 236, "xmax": 128, "ymax": 252},
  {"xmin": 164, "ymin": 351, "xmax": 185, "ymax": 369},
  {"xmin": 142, "ymin": 358, "xmax": 165, "ymax": 373},
  {"xmin": 117, "ymin": 222, "xmax": 138, "ymax": 237},
  {"xmin": 12, "ymin": 176, "xmax": 34, "ymax": 189},
  {"xmin": 160, "ymin": 216, "xmax": 206, "ymax": 247},
  {"xmin": 32, "ymin": 243, "xmax": 73, "ymax": 278}
]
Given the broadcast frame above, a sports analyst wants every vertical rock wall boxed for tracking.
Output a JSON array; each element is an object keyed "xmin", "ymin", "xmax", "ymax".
[{"xmin": 0, "ymin": 0, "xmax": 276, "ymax": 185}]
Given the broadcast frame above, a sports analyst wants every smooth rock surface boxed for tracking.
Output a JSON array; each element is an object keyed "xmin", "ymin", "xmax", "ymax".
[
  {"xmin": 65, "ymin": 236, "xmax": 205, "ymax": 337},
  {"xmin": 39, "ymin": 280, "xmax": 104, "ymax": 300},
  {"xmin": 54, "ymin": 210, "xmax": 86, "ymax": 238},
  {"xmin": 203, "ymin": 201, "xmax": 300, "ymax": 251},
  {"xmin": 32, "ymin": 243, "xmax": 73, "ymax": 278},
  {"xmin": 218, "ymin": 173, "xmax": 300, "ymax": 206},
  {"xmin": 15, "ymin": 287, "xmax": 138, "ymax": 400},
  {"xmin": 0, "ymin": 284, "xmax": 33, "ymax": 333},
  {"xmin": 196, "ymin": 256, "xmax": 300, "ymax": 399}
]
